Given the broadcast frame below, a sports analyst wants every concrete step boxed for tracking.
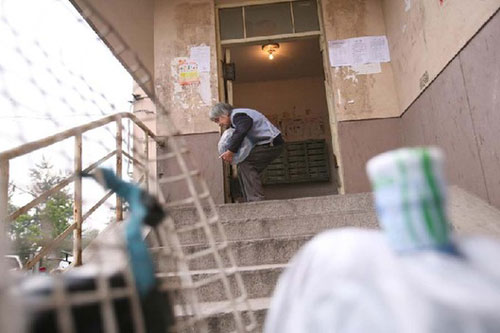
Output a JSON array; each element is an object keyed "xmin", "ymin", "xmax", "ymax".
[
  {"xmin": 169, "ymin": 193, "xmax": 374, "ymax": 224},
  {"xmin": 174, "ymin": 210, "xmax": 378, "ymax": 245},
  {"xmin": 156, "ymin": 213, "xmax": 378, "ymax": 272},
  {"xmin": 175, "ymin": 297, "xmax": 269, "ymax": 333},
  {"xmin": 448, "ymin": 186, "xmax": 500, "ymax": 237},
  {"xmin": 205, "ymin": 298, "xmax": 269, "ymax": 333},
  {"xmin": 161, "ymin": 264, "xmax": 285, "ymax": 303},
  {"xmin": 166, "ymin": 186, "xmax": 500, "ymax": 248},
  {"xmin": 153, "ymin": 235, "xmax": 312, "ymax": 272}
]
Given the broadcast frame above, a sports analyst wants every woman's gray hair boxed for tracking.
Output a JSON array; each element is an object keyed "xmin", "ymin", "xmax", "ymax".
[{"xmin": 209, "ymin": 102, "xmax": 233, "ymax": 121}]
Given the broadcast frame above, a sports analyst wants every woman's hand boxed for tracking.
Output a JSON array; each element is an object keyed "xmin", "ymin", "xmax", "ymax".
[{"xmin": 219, "ymin": 150, "xmax": 234, "ymax": 163}]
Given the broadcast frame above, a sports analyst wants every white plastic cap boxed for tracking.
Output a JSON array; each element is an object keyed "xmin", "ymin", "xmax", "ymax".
[{"xmin": 366, "ymin": 147, "xmax": 452, "ymax": 252}]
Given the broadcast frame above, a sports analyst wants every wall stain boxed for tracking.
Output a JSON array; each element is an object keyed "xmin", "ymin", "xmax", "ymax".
[
  {"xmin": 324, "ymin": 0, "xmax": 367, "ymax": 38},
  {"xmin": 323, "ymin": 0, "xmax": 387, "ymax": 120},
  {"xmin": 155, "ymin": 0, "xmax": 218, "ymax": 134}
]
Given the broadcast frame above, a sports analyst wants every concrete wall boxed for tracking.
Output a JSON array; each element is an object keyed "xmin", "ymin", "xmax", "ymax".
[
  {"xmin": 157, "ymin": 132, "xmax": 224, "ymax": 204},
  {"xmin": 382, "ymin": 0, "xmax": 500, "ymax": 113},
  {"xmin": 338, "ymin": 118, "xmax": 402, "ymax": 193},
  {"xmin": 72, "ymin": 0, "xmax": 499, "ymax": 205},
  {"xmin": 401, "ymin": 10, "xmax": 500, "ymax": 208},
  {"xmin": 338, "ymin": 10, "xmax": 500, "ymax": 210},
  {"xmin": 154, "ymin": 0, "xmax": 219, "ymax": 136},
  {"xmin": 71, "ymin": 0, "xmax": 155, "ymax": 94},
  {"xmin": 153, "ymin": 0, "xmax": 222, "ymax": 203},
  {"xmin": 401, "ymin": 58, "xmax": 488, "ymax": 201},
  {"xmin": 320, "ymin": 0, "xmax": 400, "ymax": 121}
]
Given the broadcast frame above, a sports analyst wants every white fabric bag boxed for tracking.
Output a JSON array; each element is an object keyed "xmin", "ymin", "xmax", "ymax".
[
  {"xmin": 265, "ymin": 228, "xmax": 500, "ymax": 333},
  {"xmin": 217, "ymin": 128, "xmax": 255, "ymax": 165}
]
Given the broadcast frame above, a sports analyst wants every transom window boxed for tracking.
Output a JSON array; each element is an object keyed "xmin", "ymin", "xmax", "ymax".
[{"xmin": 219, "ymin": 0, "xmax": 320, "ymax": 42}]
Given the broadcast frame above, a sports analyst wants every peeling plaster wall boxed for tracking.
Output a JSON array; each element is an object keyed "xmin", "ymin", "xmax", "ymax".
[
  {"xmin": 154, "ymin": 0, "xmax": 219, "ymax": 136},
  {"xmin": 401, "ymin": 10, "xmax": 500, "ymax": 209},
  {"xmin": 338, "ymin": 8, "xmax": 500, "ymax": 203},
  {"xmin": 382, "ymin": 0, "xmax": 500, "ymax": 112},
  {"xmin": 233, "ymin": 77, "xmax": 330, "ymax": 142},
  {"xmin": 71, "ymin": 0, "xmax": 155, "ymax": 93},
  {"xmin": 320, "ymin": 0, "xmax": 399, "ymax": 121}
]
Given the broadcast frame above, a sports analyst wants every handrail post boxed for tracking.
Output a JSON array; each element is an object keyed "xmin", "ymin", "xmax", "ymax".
[
  {"xmin": 144, "ymin": 131, "xmax": 149, "ymax": 192},
  {"xmin": 116, "ymin": 115, "xmax": 123, "ymax": 222},
  {"xmin": 0, "ymin": 159, "xmax": 9, "ymax": 239},
  {"xmin": 73, "ymin": 134, "xmax": 83, "ymax": 266},
  {"xmin": 0, "ymin": 159, "xmax": 8, "ymax": 277}
]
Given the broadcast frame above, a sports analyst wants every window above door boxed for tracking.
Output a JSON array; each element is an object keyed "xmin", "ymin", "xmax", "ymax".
[{"xmin": 219, "ymin": 0, "xmax": 320, "ymax": 42}]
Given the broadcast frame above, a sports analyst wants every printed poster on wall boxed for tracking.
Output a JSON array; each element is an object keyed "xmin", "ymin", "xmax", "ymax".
[
  {"xmin": 177, "ymin": 59, "xmax": 200, "ymax": 86},
  {"xmin": 328, "ymin": 35, "xmax": 390, "ymax": 67},
  {"xmin": 189, "ymin": 46, "xmax": 211, "ymax": 73}
]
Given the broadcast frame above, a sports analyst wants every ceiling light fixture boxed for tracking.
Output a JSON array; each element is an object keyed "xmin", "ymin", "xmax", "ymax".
[{"xmin": 262, "ymin": 43, "xmax": 279, "ymax": 60}]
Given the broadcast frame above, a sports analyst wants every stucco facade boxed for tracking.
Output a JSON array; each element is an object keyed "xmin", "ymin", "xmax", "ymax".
[{"xmin": 73, "ymin": 0, "xmax": 500, "ymax": 207}]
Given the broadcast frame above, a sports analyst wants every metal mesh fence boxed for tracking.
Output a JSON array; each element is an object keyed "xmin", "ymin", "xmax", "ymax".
[{"xmin": 0, "ymin": 0, "xmax": 257, "ymax": 331}]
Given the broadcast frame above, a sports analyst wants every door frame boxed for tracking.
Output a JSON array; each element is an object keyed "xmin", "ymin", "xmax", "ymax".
[{"xmin": 214, "ymin": 0, "xmax": 344, "ymax": 201}]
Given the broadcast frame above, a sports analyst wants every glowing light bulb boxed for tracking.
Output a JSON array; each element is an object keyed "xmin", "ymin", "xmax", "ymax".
[{"xmin": 262, "ymin": 43, "xmax": 279, "ymax": 61}]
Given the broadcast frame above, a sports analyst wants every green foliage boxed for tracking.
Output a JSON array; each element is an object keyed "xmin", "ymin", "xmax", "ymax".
[
  {"xmin": 8, "ymin": 157, "xmax": 74, "ymax": 263},
  {"xmin": 42, "ymin": 192, "xmax": 74, "ymax": 238}
]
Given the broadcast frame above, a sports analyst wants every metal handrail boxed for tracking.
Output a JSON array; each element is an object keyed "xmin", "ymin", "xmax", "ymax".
[
  {"xmin": 0, "ymin": 112, "xmax": 161, "ymax": 161},
  {"xmin": 0, "ymin": 112, "xmax": 161, "ymax": 270}
]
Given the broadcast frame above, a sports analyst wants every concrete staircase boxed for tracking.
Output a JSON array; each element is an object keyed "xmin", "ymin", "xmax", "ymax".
[
  {"xmin": 82, "ymin": 185, "xmax": 500, "ymax": 332},
  {"xmin": 161, "ymin": 186, "xmax": 500, "ymax": 332},
  {"xmin": 166, "ymin": 192, "xmax": 379, "ymax": 331}
]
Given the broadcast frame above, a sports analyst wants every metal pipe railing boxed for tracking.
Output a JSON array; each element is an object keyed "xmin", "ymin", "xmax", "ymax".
[
  {"xmin": 0, "ymin": 159, "xmax": 8, "ymax": 241},
  {"xmin": 73, "ymin": 133, "xmax": 83, "ymax": 266},
  {"xmin": 8, "ymin": 151, "xmax": 116, "ymax": 223},
  {"xmin": 0, "ymin": 112, "xmax": 160, "ymax": 270},
  {"xmin": 115, "ymin": 114, "xmax": 123, "ymax": 222},
  {"xmin": 144, "ymin": 131, "xmax": 149, "ymax": 192},
  {"xmin": 0, "ymin": 112, "xmax": 162, "ymax": 161}
]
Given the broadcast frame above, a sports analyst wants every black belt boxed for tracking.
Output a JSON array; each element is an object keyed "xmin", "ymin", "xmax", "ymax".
[{"xmin": 258, "ymin": 134, "xmax": 284, "ymax": 147}]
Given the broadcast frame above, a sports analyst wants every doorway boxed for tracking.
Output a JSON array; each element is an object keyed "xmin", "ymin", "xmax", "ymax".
[{"xmin": 221, "ymin": 37, "xmax": 340, "ymax": 201}]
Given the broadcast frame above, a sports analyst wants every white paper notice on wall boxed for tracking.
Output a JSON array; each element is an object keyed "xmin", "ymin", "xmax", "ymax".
[
  {"xmin": 328, "ymin": 40, "xmax": 352, "ymax": 66},
  {"xmin": 189, "ymin": 46, "xmax": 210, "ymax": 72},
  {"xmin": 328, "ymin": 35, "xmax": 390, "ymax": 67}
]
